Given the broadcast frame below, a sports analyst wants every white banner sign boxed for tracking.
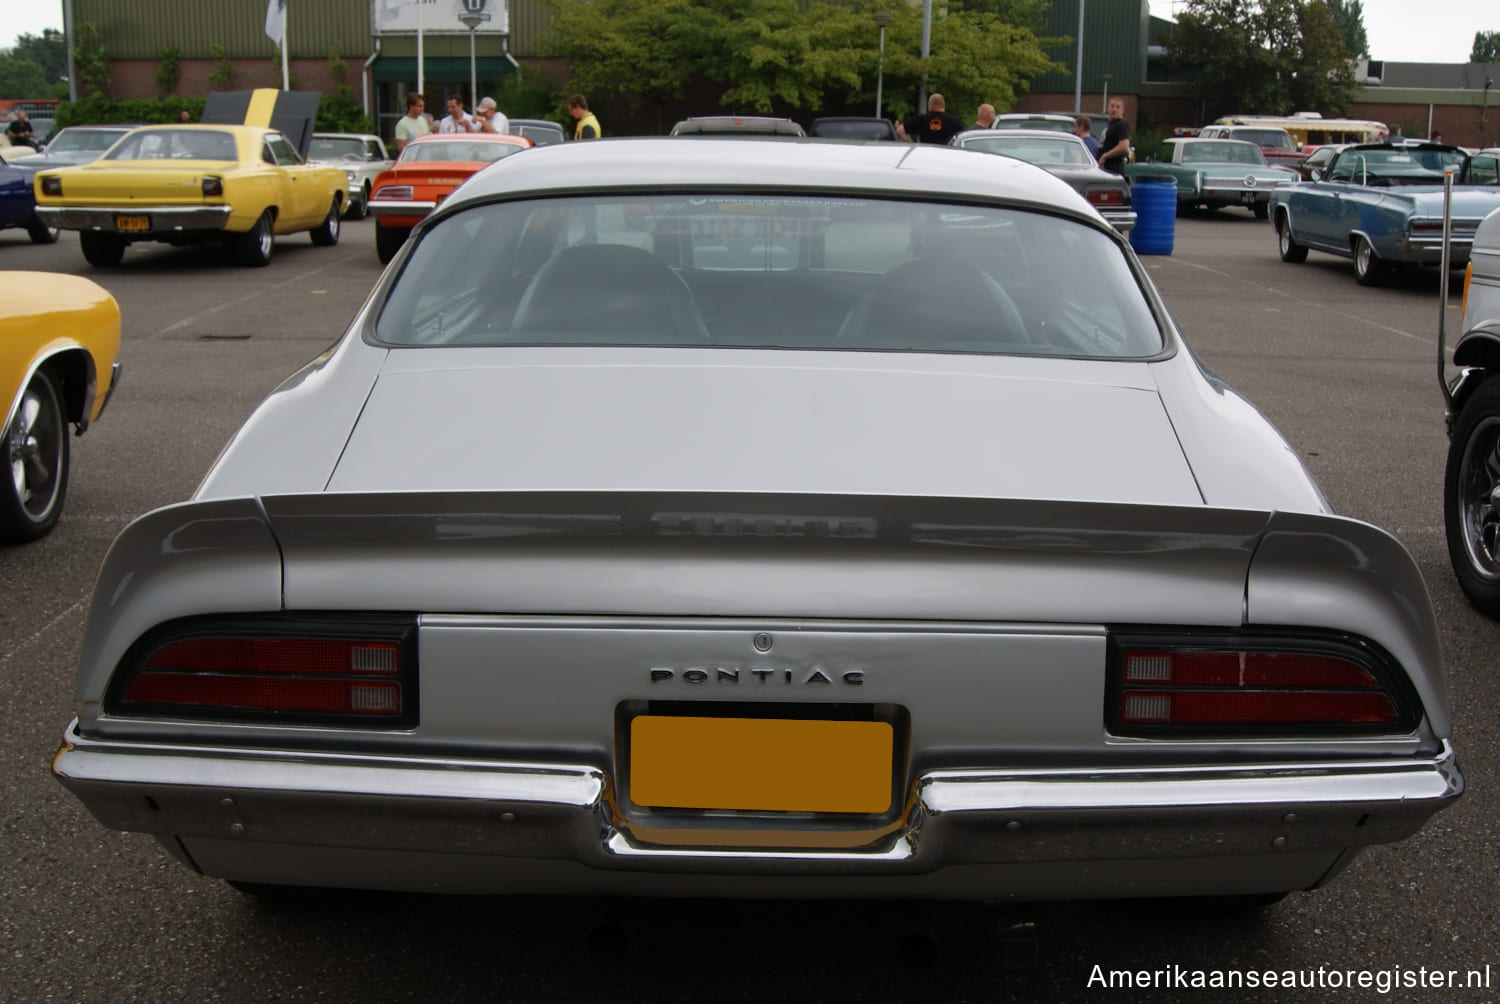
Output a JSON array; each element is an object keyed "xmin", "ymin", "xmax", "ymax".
[{"xmin": 373, "ymin": 0, "xmax": 508, "ymax": 34}]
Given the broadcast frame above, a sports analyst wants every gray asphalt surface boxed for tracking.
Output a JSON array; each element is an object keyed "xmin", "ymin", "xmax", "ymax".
[{"xmin": 0, "ymin": 210, "xmax": 1495, "ymax": 1003}]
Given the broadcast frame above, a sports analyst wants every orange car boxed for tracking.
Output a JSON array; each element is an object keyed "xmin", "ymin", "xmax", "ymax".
[{"xmin": 368, "ymin": 132, "xmax": 532, "ymax": 263}]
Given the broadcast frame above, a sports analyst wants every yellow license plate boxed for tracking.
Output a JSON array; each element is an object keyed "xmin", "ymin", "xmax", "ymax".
[
  {"xmin": 114, "ymin": 215, "xmax": 150, "ymax": 232},
  {"xmin": 629, "ymin": 715, "xmax": 894, "ymax": 814}
]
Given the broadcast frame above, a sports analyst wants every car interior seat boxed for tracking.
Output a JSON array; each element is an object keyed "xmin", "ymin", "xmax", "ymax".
[
  {"xmin": 837, "ymin": 254, "xmax": 1029, "ymax": 351},
  {"xmin": 511, "ymin": 243, "xmax": 712, "ymax": 342}
]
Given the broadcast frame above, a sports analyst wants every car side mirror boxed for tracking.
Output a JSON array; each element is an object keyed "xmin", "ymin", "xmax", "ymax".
[{"xmin": 1309, "ymin": 169, "xmax": 1323, "ymax": 181}]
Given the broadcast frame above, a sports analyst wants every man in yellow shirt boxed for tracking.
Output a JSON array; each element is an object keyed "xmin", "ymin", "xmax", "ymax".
[
  {"xmin": 394, "ymin": 93, "xmax": 430, "ymax": 152},
  {"xmin": 569, "ymin": 94, "xmax": 602, "ymax": 140}
]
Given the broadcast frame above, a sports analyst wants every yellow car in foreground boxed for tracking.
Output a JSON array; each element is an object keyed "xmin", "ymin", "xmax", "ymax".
[
  {"xmin": 2, "ymin": 272, "xmax": 121, "ymax": 542},
  {"xmin": 34, "ymin": 124, "xmax": 345, "ymax": 268}
]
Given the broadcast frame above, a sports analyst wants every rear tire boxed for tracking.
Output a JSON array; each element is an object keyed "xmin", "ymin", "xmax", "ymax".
[
  {"xmin": 1352, "ymin": 235, "xmax": 1386, "ymax": 286},
  {"xmin": 1445, "ymin": 377, "xmax": 1500, "ymax": 617},
  {"xmin": 1, "ymin": 367, "xmax": 70, "ymax": 543},
  {"xmin": 1276, "ymin": 215, "xmax": 1308, "ymax": 263},
  {"xmin": 310, "ymin": 198, "xmax": 341, "ymax": 246},
  {"xmin": 79, "ymin": 231, "xmax": 125, "ymax": 267},
  {"xmin": 26, "ymin": 214, "xmax": 60, "ymax": 244},
  {"xmin": 375, "ymin": 224, "xmax": 410, "ymax": 265},
  {"xmin": 236, "ymin": 211, "xmax": 275, "ymax": 267}
]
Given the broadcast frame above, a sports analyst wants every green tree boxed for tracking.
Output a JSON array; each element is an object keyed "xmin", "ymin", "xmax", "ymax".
[
  {"xmin": 1287, "ymin": 0, "xmax": 1356, "ymax": 115},
  {"xmin": 156, "ymin": 47, "xmax": 181, "ymax": 94},
  {"xmin": 544, "ymin": 0, "xmax": 1062, "ymax": 131},
  {"xmin": 1165, "ymin": 0, "xmax": 1357, "ymax": 120},
  {"xmin": 73, "ymin": 22, "xmax": 112, "ymax": 98},
  {"xmin": 1473, "ymin": 31, "xmax": 1500, "ymax": 63},
  {"xmin": 0, "ymin": 30, "xmax": 68, "ymax": 99},
  {"xmin": 1325, "ymin": 0, "xmax": 1367, "ymax": 59},
  {"xmin": 208, "ymin": 44, "xmax": 235, "ymax": 89}
]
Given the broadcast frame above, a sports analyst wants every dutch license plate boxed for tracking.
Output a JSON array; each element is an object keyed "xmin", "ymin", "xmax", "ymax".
[
  {"xmin": 629, "ymin": 715, "xmax": 894, "ymax": 814},
  {"xmin": 1240, "ymin": 192, "xmax": 1257, "ymax": 205},
  {"xmin": 114, "ymin": 215, "xmax": 150, "ymax": 232}
]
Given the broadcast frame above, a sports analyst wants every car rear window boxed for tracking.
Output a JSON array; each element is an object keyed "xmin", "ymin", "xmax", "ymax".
[
  {"xmin": 960, "ymin": 135, "xmax": 1092, "ymax": 166},
  {"xmin": 400, "ymin": 141, "xmax": 526, "ymax": 163},
  {"xmin": 374, "ymin": 194, "xmax": 1163, "ymax": 358},
  {"xmin": 105, "ymin": 129, "xmax": 238, "ymax": 161}
]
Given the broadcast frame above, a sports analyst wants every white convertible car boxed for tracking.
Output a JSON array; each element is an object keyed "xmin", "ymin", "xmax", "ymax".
[{"xmin": 54, "ymin": 138, "xmax": 1461, "ymax": 906}]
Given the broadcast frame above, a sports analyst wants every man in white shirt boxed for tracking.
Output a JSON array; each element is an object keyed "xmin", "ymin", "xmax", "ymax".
[
  {"xmin": 476, "ymin": 96, "xmax": 508, "ymax": 134},
  {"xmin": 439, "ymin": 97, "xmax": 479, "ymax": 134}
]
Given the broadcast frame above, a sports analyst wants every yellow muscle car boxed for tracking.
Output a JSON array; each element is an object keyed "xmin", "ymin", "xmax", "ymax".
[
  {"xmin": 33, "ymin": 124, "xmax": 345, "ymax": 268},
  {"xmin": 2, "ymin": 272, "xmax": 121, "ymax": 542}
]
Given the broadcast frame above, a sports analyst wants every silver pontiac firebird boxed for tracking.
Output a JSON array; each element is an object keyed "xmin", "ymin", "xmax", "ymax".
[{"xmin": 55, "ymin": 138, "xmax": 1461, "ymax": 905}]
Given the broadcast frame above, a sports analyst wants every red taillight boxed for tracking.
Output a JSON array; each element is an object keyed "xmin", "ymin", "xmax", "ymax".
[
  {"xmin": 1113, "ymin": 640, "xmax": 1406, "ymax": 733},
  {"xmin": 42, "ymin": 176, "xmax": 62, "ymax": 196},
  {"xmin": 112, "ymin": 621, "xmax": 414, "ymax": 725},
  {"xmin": 1084, "ymin": 187, "xmax": 1126, "ymax": 207},
  {"xmin": 202, "ymin": 176, "xmax": 224, "ymax": 197}
]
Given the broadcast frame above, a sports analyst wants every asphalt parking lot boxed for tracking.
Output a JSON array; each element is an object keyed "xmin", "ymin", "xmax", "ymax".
[{"xmin": 1, "ymin": 212, "xmax": 1496, "ymax": 1002}]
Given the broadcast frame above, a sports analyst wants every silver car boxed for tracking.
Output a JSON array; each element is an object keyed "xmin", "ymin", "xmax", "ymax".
[
  {"xmin": 308, "ymin": 132, "xmax": 393, "ymax": 219},
  {"xmin": 54, "ymin": 138, "xmax": 1461, "ymax": 905},
  {"xmin": 1442, "ymin": 206, "xmax": 1500, "ymax": 616}
]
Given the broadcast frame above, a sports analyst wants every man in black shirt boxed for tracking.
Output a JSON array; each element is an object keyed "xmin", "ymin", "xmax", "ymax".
[
  {"xmin": 7, "ymin": 111, "xmax": 37, "ymax": 150},
  {"xmin": 1098, "ymin": 98, "xmax": 1131, "ymax": 175},
  {"xmin": 898, "ymin": 93, "xmax": 966, "ymax": 145}
]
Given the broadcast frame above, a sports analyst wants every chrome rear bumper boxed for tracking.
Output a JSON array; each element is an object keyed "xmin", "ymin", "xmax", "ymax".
[
  {"xmin": 54, "ymin": 723, "xmax": 1462, "ymax": 897},
  {"xmin": 35, "ymin": 205, "xmax": 233, "ymax": 233}
]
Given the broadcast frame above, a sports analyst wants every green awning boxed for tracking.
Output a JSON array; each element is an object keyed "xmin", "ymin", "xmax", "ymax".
[{"xmin": 373, "ymin": 57, "xmax": 517, "ymax": 84}]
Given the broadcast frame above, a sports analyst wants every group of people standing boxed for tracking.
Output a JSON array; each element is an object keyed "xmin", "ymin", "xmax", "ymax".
[
  {"xmin": 895, "ymin": 93, "xmax": 1133, "ymax": 177},
  {"xmin": 392, "ymin": 92, "xmax": 602, "ymax": 152}
]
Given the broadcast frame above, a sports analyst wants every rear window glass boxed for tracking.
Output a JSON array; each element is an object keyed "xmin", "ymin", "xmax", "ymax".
[
  {"xmin": 105, "ymin": 129, "xmax": 238, "ymax": 161},
  {"xmin": 399, "ymin": 140, "xmax": 526, "ymax": 163},
  {"xmin": 374, "ymin": 194, "xmax": 1162, "ymax": 359},
  {"xmin": 960, "ymin": 135, "xmax": 1092, "ymax": 166}
]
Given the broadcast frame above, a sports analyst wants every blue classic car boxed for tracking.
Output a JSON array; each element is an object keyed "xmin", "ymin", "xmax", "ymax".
[
  {"xmin": 1123, "ymin": 137, "xmax": 1300, "ymax": 218},
  {"xmin": 0, "ymin": 149, "xmax": 58, "ymax": 244},
  {"xmin": 1270, "ymin": 140, "xmax": 1500, "ymax": 285}
]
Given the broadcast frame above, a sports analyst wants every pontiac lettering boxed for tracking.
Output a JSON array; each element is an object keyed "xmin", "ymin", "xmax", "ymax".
[{"xmin": 649, "ymin": 667, "xmax": 865, "ymax": 685}]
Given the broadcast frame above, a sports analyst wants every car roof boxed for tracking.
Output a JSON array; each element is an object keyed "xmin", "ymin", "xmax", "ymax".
[
  {"xmin": 670, "ymin": 116, "xmax": 807, "ymax": 137},
  {"xmin": 447, "ymin": 137, "xmax": 1105, "ymax": 227},
  {"xmin": 958, "ymin": 128, "xmax": 1089, "ymax": 144},
  {"xmin": 313, "ymin": 132, "xmax": 381, "ymax": 141}
]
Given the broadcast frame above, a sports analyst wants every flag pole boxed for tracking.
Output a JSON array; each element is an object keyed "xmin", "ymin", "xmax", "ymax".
[
  {"xmin": 281, "ymin": 2, "xmax": 290, "ymax": 91},
  {"xmin": 417, "ymin": 4, "xmax": 425, "ymax": 97}
]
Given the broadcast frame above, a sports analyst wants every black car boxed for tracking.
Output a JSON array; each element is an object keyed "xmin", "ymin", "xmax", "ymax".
[{"xmin": 808, "ymin": 117, "xmax": 898, "ymax": 141}]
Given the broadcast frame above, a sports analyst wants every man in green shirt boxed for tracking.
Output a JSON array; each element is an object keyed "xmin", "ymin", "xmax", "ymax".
[{"xmin": 394, "ymin": 93, "xmax": 430, "ymax": 152}]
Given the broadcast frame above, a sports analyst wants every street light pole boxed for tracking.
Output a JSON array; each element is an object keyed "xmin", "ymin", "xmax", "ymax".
[
  {"xmin": 874, "ymin": 12, "xmax": 893, "ymax": 119},
  {"xmin": 918, "ymin": 0, "xmax": 932, "ymax": 111},
  {"xmin": 458, "ymin": 10, "xmax": 490, "ymax": 114},
  {"xmin": 1073, "ymin": 0, "xmax": 1086, "ymax": 114}
]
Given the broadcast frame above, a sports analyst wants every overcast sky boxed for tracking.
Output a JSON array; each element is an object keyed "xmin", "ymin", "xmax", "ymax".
[{"xmin": 5, "ymin": 2, "xmax": 1499, "ymax": 66}]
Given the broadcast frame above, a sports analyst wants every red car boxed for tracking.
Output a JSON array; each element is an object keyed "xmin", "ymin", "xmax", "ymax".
[{"xmin": 368, "ymin": 132, "xmax": 532, "ymax": 263}]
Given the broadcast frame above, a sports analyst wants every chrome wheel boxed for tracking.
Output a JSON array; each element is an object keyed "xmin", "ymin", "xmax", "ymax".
[
  {"xmin": 2, "ymin": 369, "xmax": 70, "ymax": 542},
  {"xmin": 1353, "ymin": 236, "xmax": 1385, "ymax": 286},
  {"xmin": 1457, "ymin": 414, "xmax": 1500, "ymax": 581},
  {"xmin": 1276, "ymin": 215, "xmax": 1307, "ymax": 263}
]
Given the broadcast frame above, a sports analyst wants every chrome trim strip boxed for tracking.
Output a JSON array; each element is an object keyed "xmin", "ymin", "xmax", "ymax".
[
  {"xmin": 91, "ymin": 361, "xmax": 123, "ymax": 428},
  {"xmin": 367, "ymin": 200, "xmax": 435, "ymax": 217},
  {"xmin": 36, "ymin": 205, "xmax": 233, "ymax": 232}
]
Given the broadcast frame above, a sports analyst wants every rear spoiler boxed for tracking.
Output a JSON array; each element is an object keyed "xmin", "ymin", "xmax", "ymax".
[
  {"xmin": 73, "ymin": 491, "xmax": 1448, "ymax": 731},
  {"xmin": 202, "ymin": 88, "xmax": 321, "ymax": 159}
]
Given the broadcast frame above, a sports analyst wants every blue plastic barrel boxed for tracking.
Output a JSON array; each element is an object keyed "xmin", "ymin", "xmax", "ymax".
[{"xmin": 1128, "ymin": 176, "xmax": 1177, "ymax": 256}]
